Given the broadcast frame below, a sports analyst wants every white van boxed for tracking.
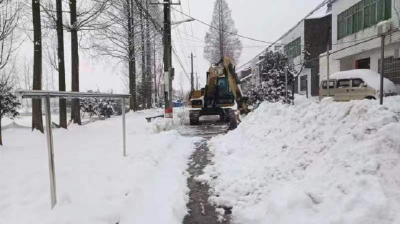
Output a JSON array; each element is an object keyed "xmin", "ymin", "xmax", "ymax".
[{"xmin": 320, "ymin": 69, "xmax": 397, "ymax": 101}]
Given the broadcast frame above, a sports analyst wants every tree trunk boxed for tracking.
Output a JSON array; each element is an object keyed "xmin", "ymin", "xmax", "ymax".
[
  {"xmin": 56, "ymin": 0, "xmax": 67, "ymax": 129},
  {"xmin": 70, "ymin": 0, "xmax": 81, "ymax": 125},
  {"xmin": 0, "ymin": 115, "xmax": 2, "ymax": 146},
  {"xmin": 218, "ymin": 0, "xmax": 224, "ymax": 60},
  {"xmin": 140, "ymin": 3, "xmax": 146, "ymax": 109},
  {"xmin": 32, "ymin": 0, "xmax": 44, "ymax": 133},
  {"xmin": 128, "ymin": 0, "xmax": 137, "ymax": 111},
  {"xmin": 145, "ymin": 0, "xmax": 152, "ymax": 109},
  {"xmin": 153, "ymin": 38, "xmax": 157, "ymax": 105}
]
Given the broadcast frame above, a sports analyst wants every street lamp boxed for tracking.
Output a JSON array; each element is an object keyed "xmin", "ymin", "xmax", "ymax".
[{"xmin": 171, "ymin": 18, "xmax": 195, "ymax": 26}]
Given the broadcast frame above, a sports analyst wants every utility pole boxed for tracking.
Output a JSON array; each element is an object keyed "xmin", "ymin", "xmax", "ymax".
[
  {"xmin": 327, "ymin": 42, "xmax": 330, "ymax": 97},
  {"xmin": 189, "ymin": 53, "xmax": 196, "ymax": 92},
  {"xmin": 152, "ymin": 0, "xmax": 188, "ymax": 115},
  {"xmin": 154, "ymin": 37, "xmax": 157, "ymax": 105},
  {"xmin": 196, "ymin": 72, "xmax": 199, "ymax": 90},
  {"xmin": 285, "ymin": 67, "xmax": 288, "ymax": 103},
  {"xmin": 163, "ymin": 0, "xmax": 173, "ymax": 118},
  {"xmin": 380, "ymin": 35, "xmax": 385, "ymax": 105}
]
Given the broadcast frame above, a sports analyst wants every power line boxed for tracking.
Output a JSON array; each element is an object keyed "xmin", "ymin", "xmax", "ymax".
[
  {"xmin": 236, "ymin": 0, "xmax": 334, "ymax": 71},
  {"xmin": 172, "ymin": 11, "xmax": 192, "ymax": 70},
  {"xmin": 171, "ymin": 6, "xmax": 277, "ymax": 45},
  {"xmin": 186, "ymin": 0, "xmax": 200, "ymax": 80},
  {"xmin": 292, "ymin": 31, "xmax": 397, "ymax": 67},
  {"xmin": 179, "ymin": 4, "xmax": 195, "ymax": 60},
  {"xmin": 172, "ymin": 43, "xmax": 191, "ymax": 82}
]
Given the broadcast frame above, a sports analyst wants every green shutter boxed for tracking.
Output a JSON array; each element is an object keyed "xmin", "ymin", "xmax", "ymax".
[
  {"xmin": 358, "ymin": 10, "xmax": 364, "ymax": 30},
  {"xmin": 364, "ymin": 5, "xmax": 370, "ymax": 27},
  {"xmin": 377, "ymin": 0, "xmax": 384, "ymax": 22},
  {"xmin": 370, "ymin": 2, "xmax": 377, "ymax": 25},
  {"xmin": 347, "ymin": 16, "xmax": 352, "ymax": 35},
  {"xmin": 385, "ymin": 0, "xmax": 392, "ymax": 19},
  {"xmin": 353, "ymin": 13, "xmax": 358, "ymax": 33},
  {"xmin": 297, "ymin": 38, "xmax": 301, "ymax": 57}
]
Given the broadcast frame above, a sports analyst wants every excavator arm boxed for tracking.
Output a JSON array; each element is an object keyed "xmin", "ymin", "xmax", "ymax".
[
  {"xmin": 189, "ymin": 56, "xmax": 250, "ymax": 130},
  {"xmin": 221, "ymin": 57, "xmax": 250, "ymax": 114}
]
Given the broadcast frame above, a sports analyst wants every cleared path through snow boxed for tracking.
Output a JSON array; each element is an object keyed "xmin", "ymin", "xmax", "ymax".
[{"xmin": 178, "ymin": 123, "xmax": 231, "ymax": 224}]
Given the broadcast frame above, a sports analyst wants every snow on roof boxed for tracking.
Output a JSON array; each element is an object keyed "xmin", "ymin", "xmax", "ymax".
[
  {"xmin": 306, "ymin": 4, "xmax": 331, "ymax": 19},
  {"xmin": 328, "ymin": 69, "xmax": 397, "ymax": 94}
]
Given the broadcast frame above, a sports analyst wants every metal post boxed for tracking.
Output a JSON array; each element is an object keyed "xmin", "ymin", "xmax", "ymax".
[
  {"xmin": 285, "ymin": 67, "xmax": 288, "ymax": 103},
  {"xmin": 327, "ymin": 42, "xmax": 330, "ymax": 97},
  {"xmin": 196, "ymin": 72, "xmax": 199, "ymax": 90},
  {"xmin": 122, "ymin": 98, "xmax": 127, "ymax": 157},
  {"xmin": 44, "ymin": 95, "xmax": 57, "ymax": 209},
  {"xmin": 190, "ymin": 53, "xmax": 194, "ymax": 92},
  {"xmin": 380, "ymin": 35, "xmax": 385, "ymax": 105}
]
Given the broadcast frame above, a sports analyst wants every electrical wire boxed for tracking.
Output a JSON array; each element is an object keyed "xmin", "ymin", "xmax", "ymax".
[
  {"xmin": 172, "ymin": 43, "xmax": 191, "ymax": 82},
  {"xmin": 171, "ymin": 6, "xmax": 277, "ymax": 45}
]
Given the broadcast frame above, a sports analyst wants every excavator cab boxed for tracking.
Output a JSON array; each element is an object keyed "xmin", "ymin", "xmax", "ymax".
[{"xmin": 189, "ymin": 57, "xmax": 250, "ymax": 130}]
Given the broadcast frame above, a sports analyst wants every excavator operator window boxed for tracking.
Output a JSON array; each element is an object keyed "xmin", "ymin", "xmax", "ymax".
[{"xmin": 217, "ymin": 77, "xmax": 234, "ymax": 104}]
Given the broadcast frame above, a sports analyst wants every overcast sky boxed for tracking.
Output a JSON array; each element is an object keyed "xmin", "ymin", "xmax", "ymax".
[
  {"xmin": 16, "ymin": 0, "xmax": 324, "ymax": 94},
  {"xmin": 170, "ymin": 0, "xmax": 324, "ymax": 92}
]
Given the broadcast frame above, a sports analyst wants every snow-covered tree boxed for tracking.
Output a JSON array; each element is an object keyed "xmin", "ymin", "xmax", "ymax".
[
  {"xmin": 0, "ymin": 76, "xmax": 20, "ymax": 146},
  {"xmin": 204, "ymin": 0, "xmax": 242, "ymax": 65},
  {"xmin": 246, "ymin": 51, "xmax": 295, "ymax": 107},
  {"xmin": 80, "ymin": 91, "xmax": 123, "ymax": 119}
]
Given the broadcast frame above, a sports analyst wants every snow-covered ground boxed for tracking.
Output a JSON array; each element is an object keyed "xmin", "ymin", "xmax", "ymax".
[
  {"xmin": 198, "ymin": 96, "xmax": 400, "ymax": 223},
  {"xmin": 0, "ymin": 108, "xmax": 198, "ymax": 223}
]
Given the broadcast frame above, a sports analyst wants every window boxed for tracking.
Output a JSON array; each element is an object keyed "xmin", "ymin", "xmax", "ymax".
[
  {"xmin": 370, "ymin": 1, "xmax": 377, "ymax": 25},
  {"xmin": 284, "ymin": 37, "xmax": 301, "ymax": 59},
  {"xmin": 364, "ymin": 1, "xmax": 370, "ymax": 27},
  {"xmin": 377, "ymin": 0, "xmax": 384, "ymax": 21},
  {"xmin": 378, "ymin": 57, "xmax": 400, "ymax": 85},
  {"xmin": 337, "ymin": 79, "xmax": 351, "ymax": 88},
  {"xmin": 356, "ymin": 58, "xmax": 371, "ymax": 69},
  {"xmin": 337, "ymin": 0, "xmax": 392, "ymax": 40},
  {"xmin": 322, "ymin": 81, "xmax": 335, "ymax": 89},
  {"xmin": 300, "ymin": 75, "xmax": 308, "ymax": 92},
  {"xmin": 352, "ymin": 79, "xmax": 365, "ymax": 87},
  {"xmin": 385, "ymin": 0, "xmax": 392, "ymax": 19}
]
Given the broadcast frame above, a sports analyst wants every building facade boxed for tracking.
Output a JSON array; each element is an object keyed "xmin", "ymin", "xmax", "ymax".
[
  {"xmin": 282, "ymin": 8, "xmax": 332, "ymax": 96},
  {"xmin": 320, "ymin": 0, "xmax": 400, "ymax": 92}
]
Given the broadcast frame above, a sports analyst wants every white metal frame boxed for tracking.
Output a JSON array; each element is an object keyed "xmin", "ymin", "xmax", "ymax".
[{"xmin": 14, "ymin": 89, "xmax": 131, "ymax": 209}]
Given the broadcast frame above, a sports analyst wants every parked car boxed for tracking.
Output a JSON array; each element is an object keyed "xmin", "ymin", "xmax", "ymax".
[{"xmin": 319, "ymin": 69, "xmax": 398, "ymax": 101}]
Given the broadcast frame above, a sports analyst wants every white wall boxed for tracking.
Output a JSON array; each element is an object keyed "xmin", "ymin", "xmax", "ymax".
[
  {"xmin": 319, "ymin": 52, "xmax": 340, "ymax": 81},
  {"xmin": 297, "ymin": 68, "xmax": 312, "ymax": 95},
  {"xmin": 281, "ymin": 20, "xmax": 314, "ymax": 95},
  {"xmin": 250, "ymin": 58, "xmax": 260, "ymax": 86},
  {"xmin": 281, "ymin": 20, "xmax": 306, "ymax": 71},
  {"xmin": 331, "ymin": 0, "xmax": 400, "ymax": 60},
  {"xmin": 321, "ymin": 0, "xmax": 400, "ymax": 83}
]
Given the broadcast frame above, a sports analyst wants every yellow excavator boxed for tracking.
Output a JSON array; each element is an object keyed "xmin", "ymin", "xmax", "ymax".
[{"xmin": 189, "ymin": 57, "xmax": 250, "ymax": 130}]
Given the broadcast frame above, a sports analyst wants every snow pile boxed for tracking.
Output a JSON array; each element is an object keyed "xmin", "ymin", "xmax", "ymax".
[
  {"xmin": 149, "ymin": 107, "xmax": 190, "ymax": 133},
  {"xmin": 199, "ymin": 97, "xmax": 400, "ymax": 223},
  {"xmin": 151, "ymin": 117, "xmax": 177, "ymax": 133},
  {"xmin": 0, "ymin": 110, "xmax": 196, "ymax": 223}
]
